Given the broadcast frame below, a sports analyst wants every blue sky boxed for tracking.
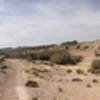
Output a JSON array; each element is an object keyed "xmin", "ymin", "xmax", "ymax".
[{"xmin": 0, "ymin": 0, "xmax": 100, "ymax": 48}]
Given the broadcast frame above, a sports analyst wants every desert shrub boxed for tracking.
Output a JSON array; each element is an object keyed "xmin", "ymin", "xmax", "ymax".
[
  {"xmin": 0, "ymin": 65, "xmax": 7, "ymax": 70},
  {"xmin": 76, "ymin": 69, "xmax": 84, "ymax": 74},
  {"xmin": 50, "ymin": 50, "xmax": 71, "ymax": 64},
  {"xmin": 86, "ymin": 84, "xmax": 92, "ymax": 88},
  {"xmin": 0, "ymin": 64, "xmax": 8, "ymax": 74},
  {"xmin": 36, "ymin": 51, "xmax": 49, "ymax": 60},
  {"xmin": 30, "ymin": 50, "xmax": 52, "ymax": 61},
  {"xmin": 72, "ymin": 78, "xmax": 83, "ymax": 82},
  {"xmin": 76, "ymin": 45, "xmax": 81, "ymax": 49},
  {"xmin": 0, "ymin": 70, "xmax": 6, "ymax": 74},
  {"xmin": 5, "ymin": 51, "xmax": 32, "ymax": 60},
  {"xmin": 65, "ymin": 46, "xmax": 69, "ymax": 49},
  {"xmin": 32, "ymin": 98, "xmax": 38, "ymax": 100},
  {"xmin": 95, "ymin": 50, "xmax": 100, "ymax": 57},
  {"xmin": 70, "ymin": 55, "xmax": 82, "ymax": 64},
  {"xmin": 89, "ymin": 59, "xmax": 100, "ymax": 74},
  {"xmin": 50, "ymin": 49, "xmax": 82, "ymax": 65},
  {"xmin": 58, "ymin": 79, "xmax": 63, "ymax": 82},
  {"xmin": 61, "ymin": 40, "xmax": 78, "ymax": 46},
  {"xmin": 88, "ymin": 69, "xmax": 90, "ymax": 72},
  {"xmin": 0, "ymin": 55, "xmax": 5, "ymax": 63},
  {"xmin": 92, "ymin": 79, "xmax": 99, "ymax": 83},
  {"xmin": 67, "ymin": 69, "xmax": 72, "ymax": 74},
  {"xmin": 5, "ymin": 46, "xmax": 82, "ymax": 65},
  {"xmin": 32, "ymin": 68, "xmax": 49, "ymax": 73},
  {"xmin": 98, "ymin": 46, "xmax": 100, "ymax": 50},
  {"xmin": 83, "ymin": 46, "xmax": 89, "ymax": 49},
  {"xmin": 58, "ymin": 87, "xmax": 63, "ymax": 92},
  {"xmin": 25, "ymin": 80, "xmax": 39, "ymax": 88},
  {"xmin": 5, "ymin": 49, "xmax": 52, "ymax": 61}
]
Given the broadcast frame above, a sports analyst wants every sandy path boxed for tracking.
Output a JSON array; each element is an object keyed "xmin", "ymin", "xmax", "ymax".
[
  {"xmin": 14, "ymin": 60, "xmax": 30, "ymax": 100},
  {"xmin": 1, "ymin": 59, "xmax": 31, "ymax": 100},
  {"xmin": 15, "ymin": 86, "xmax": 30, "ymax": 100}
]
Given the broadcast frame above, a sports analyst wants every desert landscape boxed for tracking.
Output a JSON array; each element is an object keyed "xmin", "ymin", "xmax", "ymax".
[
  {"xmin": 0, "ymin": 40, "xmax": 100, "ymax": 100},
  {"xmin": 1, "ymin": 0, "xmax": 100, "ymax": 100}
]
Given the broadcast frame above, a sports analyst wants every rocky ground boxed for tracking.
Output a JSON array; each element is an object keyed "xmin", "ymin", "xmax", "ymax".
[{"xmin": 0, "ymin": 59, "xmax": 100, "ymax": 100}]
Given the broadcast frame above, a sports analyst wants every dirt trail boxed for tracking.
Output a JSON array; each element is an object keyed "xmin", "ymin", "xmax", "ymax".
[
  {"xmin": 1, "ymin": 58, "xmax": 100, "ymax": 100},
  {"xmin": 14, "ymin": 60, "xmax": 30, "ymax": 100},
  {"xmin": 1, "ymin": 59, "xmax": 30, "ymax": 100}
]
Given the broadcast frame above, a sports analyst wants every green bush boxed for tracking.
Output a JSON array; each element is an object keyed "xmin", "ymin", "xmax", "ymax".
[
  {"xmin": 5, "ymin": 46, "xmax": 82, "ymax": 65},
  {"xmin": 72, "ymin": 78, "xmax": 83, "ymax": 82},
  {"xmin": 65, "ymin": 46, "xmax": 69, "ymax": 49},
  {"xmin": 50, "ymin": 50, "xmax": 71, "ymax": 64},
  {"xmin": 76, "ymin": 45, "xmax": 81, "ymax": 49},
  {"xmin": 83, "ymin": 46, "xmax": 89, "ymax": 50},
  {"xmin": 92, "ymin": 79, "xmax": 99, "ymax": 83},
  {"xmin": 95, "ymin": 50, "xmax": 100, "ymax": 57},
  {"xmin": 61, "ymin": 40, "xmax": 78, "ymax": 46},
  {"xmin": 76, "ymin": 69, "xmax": 84, "ymax": 74},
  {"xmin": 67, "ymin": 69, "xmax": 72, "ymax": 73},
  {"xmin": 58, "ymin": 87, "xmax": 63, "ymax": 92},
  {"xmin": 5, "ymin": 51, "xmax": 32, "ymax": 59},
  {"xmin": 25, "ymin": 80, "xmax": 39, "ymax": 88},
  {"xmin": 36, "ymin": 50, "xmax": 52, "ymax": 60},
  {"xmin": 50, "ymin": 49, "xmax": 82, "ymax": 65},
  {"xmin": 32, "ymin": 98, "xmax": 38, "ymax": 100},
  {"xmin": 89, "ymin": 59, "xmax": 100, "ymax": 74},
  {"xmin": 86, "ymin": 84, "xmax": 92, "ymax": 88},
  {"xmin": 70, "ymin": 55, "xmax": 82, "ymax": 64},
  {"xmin": 5, "ymin": 50, "xmax": 51, "ymax": 61}
]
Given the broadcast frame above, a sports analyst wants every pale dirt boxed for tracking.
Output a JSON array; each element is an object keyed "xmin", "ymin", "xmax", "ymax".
[
  {"xmin": 0, "ymin": 59, "xmax": 100, "ymax": 100},
  {"xmin": 0, "ymin": 59, "xmax": 31, "ymax": 100}
]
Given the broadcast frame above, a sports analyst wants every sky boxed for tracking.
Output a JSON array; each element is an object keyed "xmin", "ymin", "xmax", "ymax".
[{"xmin": 0, "ymin": 0, "xmax": 100, "ymax": 48}]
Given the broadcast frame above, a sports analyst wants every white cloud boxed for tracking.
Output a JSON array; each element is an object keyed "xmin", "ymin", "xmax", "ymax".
[{"xmin": 0, "ymin": 0, "xmax": 100, "ymax": 48}]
